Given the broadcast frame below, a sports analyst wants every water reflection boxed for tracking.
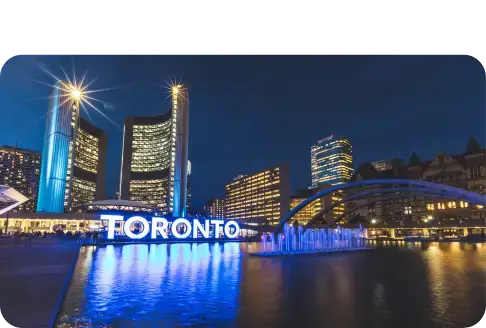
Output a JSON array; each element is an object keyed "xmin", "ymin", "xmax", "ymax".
[{"xmin": 57, "ymin": 242, "xmax": 485, "ymax": 328}]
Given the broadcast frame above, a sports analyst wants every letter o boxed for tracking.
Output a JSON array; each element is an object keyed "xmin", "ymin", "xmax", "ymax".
[
  {"xmin": 171, "ymin": 218, "xmax": 192, "ymax": 239},
  {"xmin": 124, "ymin": 216, "xmax": 150, "ymax": 239},
  {"xmin": 224, "ymin": 220, "xmax": 240, "ymax": 238}
]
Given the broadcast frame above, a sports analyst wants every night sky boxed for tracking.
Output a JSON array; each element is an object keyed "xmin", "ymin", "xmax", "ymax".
[{"xmin": 0, "ymin": 56, "xmax": 484, "ymax": 207}]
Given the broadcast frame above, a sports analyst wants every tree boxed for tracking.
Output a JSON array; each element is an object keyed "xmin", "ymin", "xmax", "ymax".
[
  {"xmin": 466, "ymin": 136, "xmax": 481, "ymax": 154},
  {"xmin": 409, "ymin": 152, "xmax": 421, "ymax": 166}
]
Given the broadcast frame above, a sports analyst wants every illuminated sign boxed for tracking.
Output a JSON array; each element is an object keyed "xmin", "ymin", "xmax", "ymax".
[{"xmin": 101, "ymin": 215, "xmax": 241, "ymax": 240}]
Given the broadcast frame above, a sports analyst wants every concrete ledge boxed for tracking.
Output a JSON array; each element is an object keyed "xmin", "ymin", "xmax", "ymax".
[{"xmin": 248, "ymin": 247, "xmax": 373, "ymax": 257}]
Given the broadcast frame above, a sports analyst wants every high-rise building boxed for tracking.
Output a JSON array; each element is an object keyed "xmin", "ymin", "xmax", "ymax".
[
  {"xmin": 311, "ymin": 134, "xmax": 353, "ymax": 187},
  {"xmin": 37, "ymin": 82, "xmax": 107, "ymax": 213},
  {"xmin": 119, "ymin": 85, "xmax": 189, "ymax": 217},
  {"xmin": 372, "ymin": 160, "xmax": 392, "ymax": 172},
  {"xmin": 225, "ymin": 165, "xmax": 290, "ymax": 225},
  {"xmin": 205, "ymin": 198, "xmax": 226, "ymax": 218},
  {"xmin": 0, "ymin": 146, "xmax": 41, "ymax": 212}
]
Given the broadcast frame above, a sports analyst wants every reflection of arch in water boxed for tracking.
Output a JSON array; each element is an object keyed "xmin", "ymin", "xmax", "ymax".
[{"xmin": 277, "ymin": 179, "xmax": 486, "ymax": 232}]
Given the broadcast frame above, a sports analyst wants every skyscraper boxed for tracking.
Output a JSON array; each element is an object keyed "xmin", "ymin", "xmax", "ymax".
[
  {"xmin": 0, "ymin": 145, "xmax": 41, "ymax": 212},
  {"xmin": 119, "ymin": 85, "xmax": 189, "ymax": 217},
  {"xmin": 37, "ymin": 82, "xmax": 107, "ymax": 213},
  {"xmin": 311, "ymin": 134, "xmax": 353, "ymax": 187}
]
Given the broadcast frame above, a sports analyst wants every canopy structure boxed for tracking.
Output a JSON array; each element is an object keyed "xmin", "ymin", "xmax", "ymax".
[
  {"xmin": 83, "ymin": 199, "xmax": 155, "ymax": 213},
  {"xmin": 0, "ymin": 185, "xmax": 29, "ymax": 215}
]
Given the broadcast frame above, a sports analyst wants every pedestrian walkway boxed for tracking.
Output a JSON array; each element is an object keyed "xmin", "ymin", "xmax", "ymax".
[{"xmin": 0, "ymin": 238, "xmax": 80, "ymax": 328}]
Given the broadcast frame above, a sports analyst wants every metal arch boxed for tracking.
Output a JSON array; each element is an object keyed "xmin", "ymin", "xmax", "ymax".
[
  {"xmin": 325, "ymin": 193, "xmax": 468, "ymax": 227},
  {"xmin": 303, "ymin": 187, "xmax": 450, "ymax": 228},
  {"xmin": 276, "ymin": 179, "xmax": 486, "ymax": 232}
]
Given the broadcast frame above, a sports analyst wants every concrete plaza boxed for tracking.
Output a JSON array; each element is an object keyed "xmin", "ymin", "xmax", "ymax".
[{"xmin": 0, "ymin": 238, "xmax": 79, "ymax": 328}]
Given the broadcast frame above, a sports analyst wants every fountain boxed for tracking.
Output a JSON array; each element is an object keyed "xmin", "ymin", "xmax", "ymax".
[{"xmin": 251, "ymin": 223, "xmax": 369, "ymax": 257}]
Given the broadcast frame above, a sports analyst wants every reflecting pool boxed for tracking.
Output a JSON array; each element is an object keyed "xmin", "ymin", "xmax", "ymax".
[{"xmin": 56, "ymin": 242, "xmax": 486, "ymax": 328}]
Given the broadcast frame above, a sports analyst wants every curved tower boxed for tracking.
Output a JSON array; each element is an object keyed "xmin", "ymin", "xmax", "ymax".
[
  {"xmin": 119, "ymin": 85, "xmax": 189, "ymax": 216},
  {"xmin": 37, "ymin": 82, "xmax": 107, "ymax": 213}
]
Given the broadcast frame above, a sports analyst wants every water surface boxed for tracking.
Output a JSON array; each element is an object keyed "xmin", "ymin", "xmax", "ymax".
[{"xmin": 56, "ymin": 242, "xmax": 486, "ymax": 328}]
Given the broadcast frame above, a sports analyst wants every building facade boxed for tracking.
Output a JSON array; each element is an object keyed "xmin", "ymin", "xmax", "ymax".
[
  {"xmin": 371, "ymin": 160, "xmax": 392, "ymax": 172},
  {"xmin": 225, "ymin": 165, "xmax": 290, "ymax": 225},
  {"xmin": 0, "ymin": 146, "xmax": 41, "ymax": 212},
  {"xmin": 119, "ymin": 85, "xmax": 189, "ymax": 216},
  {"xmin": 311, "ymin": 134, "xmax": 353, "ymax": 187},
  {"xmin": 290, "ymin": 186, "xmax": 345, "ymax": 225},
  {"xmin": 37, "ymin": 82, "xmax": 107, "ymax": 213},
  {"xmin": 344, "ymin": 145, "xmax": 486, "ymax": 228},
  {"xmin": 205, "ymin": 198, "xmax": 226, "ymax": 219}
]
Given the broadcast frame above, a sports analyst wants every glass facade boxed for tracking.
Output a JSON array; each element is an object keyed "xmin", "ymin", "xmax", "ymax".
[
  {"xmin": 225, "ymin": 166, "xmax": 290, "ymax": 225},
  {"xmin": 311, "ymin": 134, "xmax": 353, "ymax": 187},
  {"xmin": 0, "ymin": 146, "xmax": 41, "ymax": 212},
  {"xmin": 131, "ymin": 121, "xmax": 171, "ymax": 172},
  {"xmin": 129, "ymin": 178, "xmax": 169, "ymax": 210}
]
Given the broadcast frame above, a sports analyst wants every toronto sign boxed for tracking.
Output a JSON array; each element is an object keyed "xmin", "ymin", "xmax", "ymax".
[{"xmin": 101, "ymin": 215, "xmax": 241, "ymax": 240}]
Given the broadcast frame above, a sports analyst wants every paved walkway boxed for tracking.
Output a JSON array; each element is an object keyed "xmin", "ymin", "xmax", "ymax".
[{"xmin": 0, "ymin": 238, "xmax": 80, "ymax": 328}]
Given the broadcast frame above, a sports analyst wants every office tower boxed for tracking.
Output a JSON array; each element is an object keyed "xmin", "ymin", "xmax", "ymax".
[
  {"xmin": 225, "ymin": 165, "xmax": 290, "ymax": 225},
  {"xmin": 119, "ymin": 85, "xmax": 189, "ymax": 216},
  {"xmin": 37, "ymin": 82, "xmax": 107, "ymax": 213},
  {"xmin": 205, "ymin": 198, "xmax": 226, "ymax": 219},
  {"xmin": 372, "ymin": 160, "xmax": 392, "ymax": 172},
  {"xmin": 311, "ymin": 134, "xmax": 353, "ymax": 187},
  {"xmin": 0, "ymin": 145, "xmax": 41, "ymax": 212}
]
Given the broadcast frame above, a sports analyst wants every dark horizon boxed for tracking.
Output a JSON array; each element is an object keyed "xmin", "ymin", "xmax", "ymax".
[{"xmin": 0, "ymin": 55, "xmax": 484, "ymax": 207}]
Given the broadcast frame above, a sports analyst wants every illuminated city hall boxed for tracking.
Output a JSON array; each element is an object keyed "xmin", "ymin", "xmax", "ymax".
[
  {"xmin": 119, "ymin": 84, "xmax": 189, "ymax": 217},
  {"xmin": 36, "ymin": 81, "xmax": 107, "ymax": 213}
]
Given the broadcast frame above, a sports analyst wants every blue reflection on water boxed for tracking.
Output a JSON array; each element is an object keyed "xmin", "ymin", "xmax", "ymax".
[{"xmin": 59, "ymin": 243, "xmax": 241, "ymax": 327}]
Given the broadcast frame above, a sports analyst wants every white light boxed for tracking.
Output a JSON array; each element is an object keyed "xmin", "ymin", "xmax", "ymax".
[
  {"xmin": 427, "ymin": 215, "xmax": 433, "ymax": 220},
  {"xmin": 171, "ymin": 218, "xmax": 192, "ymax": 239},
  {"xmin": 102, "ymin": 214, "xmax": 123, "ymax": 239},
  {"xmin": 151, "ymin": 217, "xmax": 168, "ymax": 239},
  {"xmin": 224, "ymin": 220, "xmax": 240, "ymax": 238},
  {"xmin": 211, "ymin": 220, "xmax": 224, "ymax": 238},
  {"xmin": 124, "ymin": 216, "xmax": 150, "ymax": 239},
  {"xmin": 193, "ymin": 219, "xmax": 209, "ymax": 238},
  {"xmin": 371, "ymin": 219, "xmax": 377, "ymax": 224}
]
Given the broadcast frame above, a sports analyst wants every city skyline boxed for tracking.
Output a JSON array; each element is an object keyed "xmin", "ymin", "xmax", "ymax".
[{"xmin": 0, "ymin": 55, "xmax": 484, "ymax": 207}]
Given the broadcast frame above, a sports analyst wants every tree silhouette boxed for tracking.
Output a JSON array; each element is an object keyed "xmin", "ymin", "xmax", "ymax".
[
  {"xmin": 466, "ymin": 136, "xmax": 481, "ymax": 154},
  {"xmin": 409, "ymin": 152, "xmax": 421, "ymax": 166}
]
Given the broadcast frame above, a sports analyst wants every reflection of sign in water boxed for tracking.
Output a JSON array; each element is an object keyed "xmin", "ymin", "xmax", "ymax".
[{"xmin": 102, "ymin": 215, "xmax": 240, "ymax": 240}]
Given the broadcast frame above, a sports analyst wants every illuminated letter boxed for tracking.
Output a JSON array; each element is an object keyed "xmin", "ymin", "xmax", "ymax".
[
  {"xmin": 193, "ymin": 219, "xmax": 209, "ymax": 238},
  {"xmin": 171, "ymin": 218, "xmax": 192, "ymax": 239},
  {"xmin": 151, "ymin": 217, "xmax": 169, "ymax": 239},
  {"xmin": 211, "ymin": 220, "xmax": 224, "ymax": 238},
  {"xmin": 124, "ymin": 216, "xmax": 150, "ymax": 239},
  {"xmin": 224, "ymin": 220, "xmax": 240, "ymax": 239},
  {"xmin": 101, "ymin": 214, "xmax": 123, "ymax": 240}
]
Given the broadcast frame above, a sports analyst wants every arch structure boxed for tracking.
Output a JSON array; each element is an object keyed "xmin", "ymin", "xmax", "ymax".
[{"xmin": 276, "ymin": 179, "xmax": 486, "ymax": 232}]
